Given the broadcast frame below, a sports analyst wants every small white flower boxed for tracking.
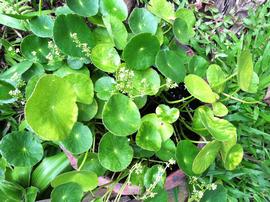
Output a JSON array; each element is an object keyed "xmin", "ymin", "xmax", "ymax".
[
  {"xmin": 31, "ymin": 51, "xmax": 37, "ymax": 56},
  {"xmin": 197, "ymin": 191, "xmax": 204, "ymax": 199},
  {"xmin": 211, "ymin": 183, "xmax": 217, "ymax": 190},
  {"xmin": 168, "ymin": 158, "xmax": 176, "ymax": 165}
]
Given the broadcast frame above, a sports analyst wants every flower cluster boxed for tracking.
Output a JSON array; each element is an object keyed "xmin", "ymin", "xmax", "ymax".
[
  {"xmin": 115, "ymin": 66, "xmax": 135, "ymax": 94},
  {"xmin": 188, "ymin": 176, "xmax": 218, "ymax": 201},
  {"xmin": 45, "ymin": 41, "xmax": 64, "ymax": 66},
  {"xmin": 165, "ymin": 78, "xmax": 178, "ymax": 89},
  {"xmin": 140, "ymin": 159, "xmax": 176, "ymax": 200},
  {"xmin": 70, "ymin": 33, "xmax": 91, "ymax": 58}
]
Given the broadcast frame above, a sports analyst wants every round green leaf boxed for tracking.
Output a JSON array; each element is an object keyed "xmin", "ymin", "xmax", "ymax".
[
  {"xmin": 212, "ymin": 102, "xmax": 228, "ymax": 117},
  {"xmin": 156, "ymin": 139, "xmax": 176, "ymax": 161},
  {"xmin": 54, "ymin": 64, "xmax": 90, "ymax": 78},
  {"xmin": 184, "ymin": 74, "xmax": 217, "ymax": 103},
  {"xmin": 100, "ymin": 0, "xmax": 128, "ymax": 21},
  {"xmin": 128, "ymin": 8, "xmax": 158, "ymax": 34},
  {"xmin": 63, "ymin": 73, "xmax": 94, "ymax": 104},
  {"xmin": 123, "ymin": 33, "xmax": 160, "ymax": 70},
  {"xmin": 237, "ymin": 49, "xmax": 253, "ymax": 92},
  {"xmin": 53, "ymin": 14, "xmax": 95, "ymax": 57},
  {"xmin": 136, "ymin": 121, "xmax": 162, "ymax": 152},
  {"xmin": 156, "ymin": 104, "xmax": 179, "ymax": 123},
  {"xmin": 67, "ymin": 0, "xmax": 99, "ymax": 17},
  {"xmin": 147, "ymin": 0, "xmax": 175, "ymax": 22},
  {"xmin": 188, "ymin": 55, "xmax": 209, "ymax": 77},
  {"xmin": 206, "ymin": 64, "xmax": 227, "ymax": 94},
  {"xmin": 130, "ymin": 68, "xmax": 160, "ymax": 96},
  {"xmin": 60, "ymin": 122, "xmax": 92, "ymax": 154},
  {"xmin": 94, "ymin": 76, "xmax": 116, "ymax": 100},
  {"xmin": 192, "ymin": 141, "xmax": 221, "ymax": 175},
  {"xmin": 29, "ymin": 15, "xmax": 54, "ymax": 38},
  {"xmin": 176, "ymin": 140, "xmax": 199, "ymax": 176},
  {"xmin": 0, "ymin": 131, "xmax": 43, "ymax": 167},
  {"xmin": 51, "ymin": 170, "xmax": 98, "ymax": 192},
  {"xmin": 67, "ymin": 56, "xmax": 89, "ymax": 70},
  {"xmin": 224, "ymin": 144, "xmax": 243, "ymax": 170},
  {"xmin": 25, "ymin": 75, "xmax": 78, "ymax": 141},
  {"xmin": 98, "ymin": 132, "xmax": 133, "ymax": 172},
  {"xmin": 198, "ymin": 106, "xmax": 236, "ymax": 141},
  {"xmin": 21, "ymin": 35, "xmax": 50, "ymax": 63},
  {"xmin": 173, "ymin": 18, "xmax": 191, "ymax": 44},
  {"xmin": 91, "ymin": 44, "xmax": 120, "ymax": 73},
  {"xmin": 93, "ymin": 27, "xmax": 114, "ymax": 45},
  {"xmin": 78, "ymin": 153, "xmax": 106, "ymax": 176},
  {"xmin": 0, "ymin": 80, "xmax": 16, "ymax": 104},
  {"xmin": 175, "ymin": 8, "xmax": 196, "ymax": 27},
  {"xmin": 77, "ymin": 100, "xmax": 98, "ymax": 122},
  {"xmin": 51, "ymin": 182, "xmax": 83, "ymax": 202},
  {"xmin": 103, "ymin": 15, "xmax": 128, "ymax": 50},
  {"xmin": 133, "ymin": 95, "xmax": 148, "ymax": 109},
  {"xmin": 142, "ymin": 114, "xmax": 173, "ymax": 141},
  {"xmin": 155, "ymin": 49, "xmax": 186, "ymax": 83},
  {"xmin": 102, "ymin": 93, "xmax": 141, "ymax": 136}
]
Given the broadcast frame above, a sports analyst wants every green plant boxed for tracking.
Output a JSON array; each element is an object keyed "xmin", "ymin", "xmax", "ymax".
[{"xmin": 0, "ymin": 0, "xmax": 267, "ymax": 201}]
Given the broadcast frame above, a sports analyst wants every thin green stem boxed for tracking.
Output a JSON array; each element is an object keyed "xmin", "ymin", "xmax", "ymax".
[
  {"xmin": 38, "ymin": 0, "xmax": 42, "ymax": 16},
  {"xmin": 78, "ymin": 150, "xmax": 88, "ymax": 171},
  {"xmin": 222, "ymin": 92, "xmax": 264, "ymax": 105},
  {"xmin": 164, "ymin": 95, "xmax": 193, "ymax": 104},
  {"xmin": 212, "ymin": 72, "xmax": 237, "ymax": 88}
]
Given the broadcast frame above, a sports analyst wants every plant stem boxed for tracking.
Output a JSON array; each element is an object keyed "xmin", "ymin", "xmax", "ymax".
[
  {"xmin": 222, "ymin": 92, "xmax": 264, "ymax": 105},
  {"xmin": 38, "ymin": 0, "xmax": 42, "ymax": 16},
  {"xmin": 212, "ymin": 72, "xmax": 237, "ymax": 88},
  {"xmin": 78, "ymin": 150, "xmax": 88, "ymax": 171},
  {"xmin": 165, "ymin": 95, "xmax": 193, "ymax": 104}
]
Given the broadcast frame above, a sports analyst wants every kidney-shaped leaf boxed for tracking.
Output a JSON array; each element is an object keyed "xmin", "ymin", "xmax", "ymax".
[
  {"xmin": 25, "ymin": 75, "xmax": 78, "ymax": 141},
  {"xmin": 156, "ymin": 104, "xmax": 179, "ymax": 124},
  {"xmin": 100, "ymin": 0, "xmax": 128, "ymax": 21},
  {"xmin": 66, "ymin": 0, "xmax": 99, "ymax": 17},
  {"xmin": 51, "ymin": 182, "xmax": 83, "ymax": 202},
  {"xmin": 60, "ymin": 122, "xmax": 92, "ymax": 155},
  {"xmin": 184, "ymin": 74, "xmax": 217, "ymax": 103},
  {"xmin": 21, "ymin": 35, "xmax": 50, "ymax": 63},
  {"xmin": 206, "ymin": 64, "xmax": 227, "ymax": 94},
  {"xmin": 128, "ymin": 8, "xmax": 159, "ymax": 34},
  {"xmin": 29, "ymin": 15, "xmax": 54, "ymax": 38},
  {"xmin": 192, "ymin": 141, "xmax": 221, "ymax": 175},
  {"xmin": 103, "ymin": 15, "xmax": 128, "ymax": 50},
  {"xmin": 63, "ymin": 73, "xmax": 94, "ymax": 104},
  {"xmin": 173, "ymin": 17, "xmax": 191, "ymax": 44},
  {"xmin": 102, "ymin": 93, "xmax": 141, "ymax": 136},
  {"xmin": 176, "ymin": 140, "xmax": 199, "ymax": 176},
  {"xmin": 237, "ymin": 50, "xmax": 253, "ymax": 92},
  {"xmin": 224, "ymin": 144, "xmax": 243, "ymax": 170},
  {"xmin": 0, "ymin": 131, "xmax": 43, "ymax": 167},
  {"xmin": 130, "ymin": 68, "xmax": 161, "ymax": 96},
  {"xmin": 98, "ymin": 132, "xmax": 133, "ymax": 172},
  {"xmin": 155, "ymin": 49, "xmax": 186, "ymax": 83},
  {"xmin": 90, "ymin": 44, "xmax": 120, "ymax": 73},
  {"xmin": 53, "ymin": 14, "xmax": 95, "ymax": 57},
  {"xmin": 156, "ymin": 139, "xmax": 176, "ymax": 161},
  {"xmin": 136, "ymin": 121, "xmax": 162, "ymax": 152},
  {"xmin": 123, "ymin": 33, "xmax": 160, "ymax": 70},
  {"xmin": 51, "ymin": 170, "xmax": 98, "ymax": 192},
  {"xmin": 198, "ymin": 107, "xmax": 236, "ymax": 141}
]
